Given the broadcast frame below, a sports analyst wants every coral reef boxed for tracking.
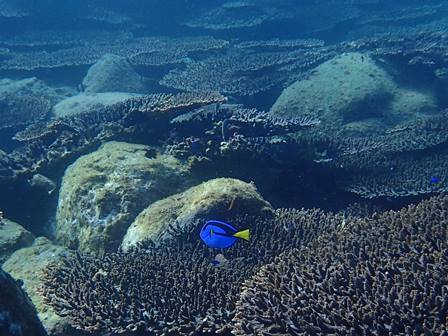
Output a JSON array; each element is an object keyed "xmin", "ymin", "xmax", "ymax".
[
  {"xmin": 183, "ymin": 0, "xmax": 294, "ymax": 31},
  {"xmin": 122, "ymin": 178, "xmax": 273, "ymax": 250},
  {"xmin": 53, "ymin": 92, "xmax": 141, "ymax": 118},
  {"xmin": 233, "ymin": 195, "xmax": 448, "ymax": 335},
  {"xmin": 160, "ymin": 47, "xmax": 336, "ymax": 97},
  {"xmin": 343, "ymin": 152, "xmax": 448, "ymax": 198},
  {"xmin": 167, "ymin": 103, "xmax": 319, "ymax": 163},
  {"xmin": 0, "ymin": 36, "xmax": 229, "ymax": 71},
  {"xmin": 2, "ymin": 237, "xmax": 73, "ymax": 336},
  {"xmin": 0, "ymin": 95, "xmax": 51, "ymax": 134},
  {"xmin": 56, "ymin": 141, "xmax": 195, "ymax": 255},
  {"xmin": 42, "ymin": 207, "xmax": 340, "ymax": 334},
  {"xmin": 1, "ymin": 91, "xmax": 225, "ymax": 182},
  {"xmin": 0, "ymin": 268, "xmax": 47, "ymax": 336}
]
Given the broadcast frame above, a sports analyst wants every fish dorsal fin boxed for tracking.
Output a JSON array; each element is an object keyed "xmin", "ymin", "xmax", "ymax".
[{"xmin": 206, "ymin": 220, "xmax": 237, "ymax": 235}]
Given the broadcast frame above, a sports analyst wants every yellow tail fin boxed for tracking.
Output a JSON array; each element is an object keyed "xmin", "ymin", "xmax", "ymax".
[{"xmin": 233, "ymin": 229, "xmax": 250, "ymax": 241}]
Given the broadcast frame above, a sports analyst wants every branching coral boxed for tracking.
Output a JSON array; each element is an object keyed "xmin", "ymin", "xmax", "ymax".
[
  {"xmin": 345, "ymin": 31, "xmax": 448, "ymax": 65},
  {"xmin": 344, "ymin": 152, "xmax": 448, "ymax": 198},
  {"xmin": 309, "ymin": 111, "xmax": 448, "ymax": 198},
  {"xmin": 1, "ymin": 92, "xmax": 225, "ymax": 181},
  {"xmin": 0, "ymin": 36, "xmax": 228, "ymax": 71},
  {"xmin": 167, "ymin": 103, "xmax": 319, "ymax": 161},
  {"xmin": 41, "ymin": 208, "xmax": 340, "ymax": 335},
  {"xmin": 0, "ymin": 95, "xmax": 51, "ymax": 132},
  {"xmin": 233, "ymin": 195, "xmax": 448, "ymax": 335},
  {"xmin": 160, "ymin": 47, "xmax": 336, "ymax": 96}
]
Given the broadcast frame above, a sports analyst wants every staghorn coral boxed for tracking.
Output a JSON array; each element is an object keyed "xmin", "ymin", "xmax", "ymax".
[
  {"xmin": 347, "ymin": 3, "xmax": 448, "ymax": 39},
  {"xmin": 344, "ymin": 152, "xmax": 448, "ymax": 198},
  {"xmin": 0, "ymin": 30, "xmax": 132, "ymax": 48},
  {"xmin": 0, "ymin": 94, "xmax": 51, "ymax": 132},
  {"xmin": 310, "ymin": 112, "xmax": 448, "ymax": 198},
  {"xmin": 160, "ymin": 47, "xmax": 336, "ymax": 96},
  {"xmin": 235, "ymin": 38, "xmax": 325, "ymax": 50},
  {"xmin": 345, "ymin": 31, "xmax": 448, "ymax": 66},
  {"xmin": 182, "ymin": 0, "xmax": 294, "ymax": 31},
  {"xmin": 0, "ymin": 35, "xmax": 228, "ymax": 71},
  {"xmin": 233, "ymin": 195, "xmax": 448, "ymax": 335},
  {"xmin": 167, "ymin": 103, "xmax": 318, "ymax": 162},
  {"xmin": 3, "ymin": 92, "xmax": 225, "ymax": 181},
  {"xmin": 42, "ymin": 208, "xmax": 340, "ymax": 335}
]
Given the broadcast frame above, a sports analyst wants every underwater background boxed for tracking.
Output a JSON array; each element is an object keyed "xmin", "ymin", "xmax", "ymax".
[{"xmin": 0, "ymin": 0, "xmax": 448, "ymax": 335}]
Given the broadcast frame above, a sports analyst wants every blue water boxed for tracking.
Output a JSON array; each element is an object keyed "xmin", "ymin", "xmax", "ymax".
[{"xmin": 1, "ymin": 1, "xmax": 448, "ymax": 335}]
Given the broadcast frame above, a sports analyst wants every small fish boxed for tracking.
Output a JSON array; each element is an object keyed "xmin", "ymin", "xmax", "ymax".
[
  {"xmin": 200, "ymin": 220, "xmax": 249, "ymax": 249},
  {"xmin": 430, "ymin": 176, "xmax": 440, "ymax": 184},
  {"xmin": 211, "ymin": 253, "xmax": 229, "ymax": 267}
]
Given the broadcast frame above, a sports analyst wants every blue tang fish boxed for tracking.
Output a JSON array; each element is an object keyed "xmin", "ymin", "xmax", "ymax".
[
  {"xmin": 430, "ymin": 176, "xmax": 440, "ymax": 184},
  {"xmin": 200, "ymin": 220, "xmax": 250, "ymax": 249}
]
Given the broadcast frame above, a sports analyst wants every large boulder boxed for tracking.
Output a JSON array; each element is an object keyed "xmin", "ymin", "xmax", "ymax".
[
  {"xmin": 82, "ymin": 54, "xmax": 147, "ymax": 94},
  {"xmin": 52, "ymin": 92, "xmax": 140, "ymax": 117},
  {"xmin": 2, "ymin": 237, "xmax": 72, "ymax": 336},
  {"xmin": 0, "ymin": 267, "xmax": 47, "ymax": 336},
  {"xmin": 56, "ymin": 141, "xmax": 194, "ymax": 254},
  {"xmin": 0, "ymin": 219, "xmax": 35, "ymax": 264},
  {"xmin": 122, "ymin": 178, "xmax": 273, "ymax": 250},
  {"xmin": 270, "ymin": 52, "xmax": 396, "ymax": 128}
]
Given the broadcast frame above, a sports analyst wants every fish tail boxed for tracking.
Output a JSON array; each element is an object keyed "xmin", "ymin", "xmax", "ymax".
[{"xmin": 233, "ymin": 229, "xmax": 250, "ymax": 241}]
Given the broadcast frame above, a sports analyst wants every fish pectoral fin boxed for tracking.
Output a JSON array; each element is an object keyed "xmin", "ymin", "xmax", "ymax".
[{"xmin": 233, "ymin": 229, "xmax": 250, "ymax": 241}]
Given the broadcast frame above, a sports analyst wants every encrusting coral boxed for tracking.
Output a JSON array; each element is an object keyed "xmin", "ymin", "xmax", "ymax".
[
  {"xmin": 41, "ymin": 208, "xmax": 340, "ymax": 335},
  {"xmin": 232, "ymin": 194, "xmax": 448, "ymax": 335}
]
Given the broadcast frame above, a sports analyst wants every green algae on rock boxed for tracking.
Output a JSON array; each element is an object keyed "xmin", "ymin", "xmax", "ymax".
[
  {"xmin": 0, "ymin": 219, "xmax": 35, "ymax": 264},
  {"xmin": 56, "ymin": 141, "xmax": 195, "ymax": 255},
  {"xmin": 122, "ymin": 178, "xmax": 273, "ymax": 250},
  {"xmin": 2, "ymin": 237, "xmax": 72, "ymax": 336},
  {"xmin": 271, "ymin": 53, "xmax": 395, "ymax": 118},
  {"xmin": 270, "ymin": 52, "xmax": 397, "ymax": 136}
]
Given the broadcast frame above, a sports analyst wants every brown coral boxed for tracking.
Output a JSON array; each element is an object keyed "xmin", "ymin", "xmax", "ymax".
[
  {"xmin": 233, "ymin": 195, "xmax": 448, "ymax": 335},
  {"xmin": 41, "ymin": 208, "xmax": 339, "ymax": 335}
]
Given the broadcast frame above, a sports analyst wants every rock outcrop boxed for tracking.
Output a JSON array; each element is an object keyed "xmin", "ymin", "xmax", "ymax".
[
  {"xmin": 82, "ymin": 54, "xmax": 147, "ymax": 94},
  {"xmin": 0, "ymin": 267, "xmax": 47, "ymax": 336},
  {"xmin": 56, "ymin": 141, "xmax": 195, "ymax": 254},
  {"xmin": 2, "ymin": 237, "xmax": 70, "ymax": 336},
  {"xmin": 271, "ymin": 53, "xmax": 396, "ymax": 122},
  {"xmin": 0, "ymin": 219, "xmax": 35, "ymax": 264},
  {"xmin": 122, "ymin": 178, "xmax": 273, "ymax": 250}
]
